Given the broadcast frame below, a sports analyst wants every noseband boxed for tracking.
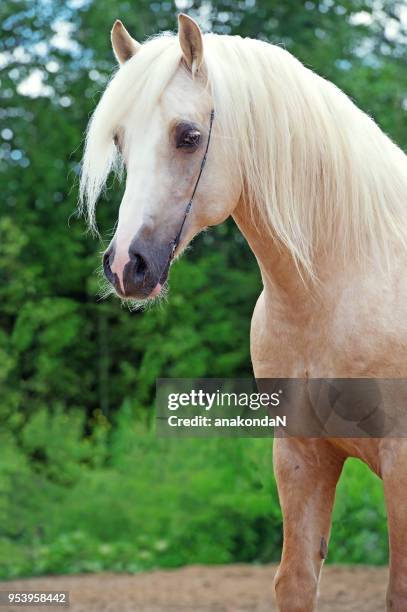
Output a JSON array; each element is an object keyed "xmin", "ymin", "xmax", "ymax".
[{"xmin": 170, "ymin": 109, "xmax": 215, "ymax": 261}]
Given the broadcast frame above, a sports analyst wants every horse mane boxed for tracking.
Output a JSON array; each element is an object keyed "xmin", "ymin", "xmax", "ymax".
[{"xmin": 80, "ymin": 31, "xmax": 407, "ymax": 277}]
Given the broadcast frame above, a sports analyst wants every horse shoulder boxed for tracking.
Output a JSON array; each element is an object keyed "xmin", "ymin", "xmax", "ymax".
[
  {"xmin": 250, "ymin": 267, "xmax": 407, "ymax": 378},
  {"xmin": 328, "ymin": 269, "xmax": 407, "ymax": 376}
]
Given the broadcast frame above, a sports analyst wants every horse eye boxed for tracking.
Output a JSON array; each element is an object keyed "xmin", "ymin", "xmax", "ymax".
[{"xmin": 175, "ymin": 123, "xmax": 201, "ymax": 149}]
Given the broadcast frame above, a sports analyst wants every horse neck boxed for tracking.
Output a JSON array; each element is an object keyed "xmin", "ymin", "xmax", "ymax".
[{"xmin": 232, "ymin": 196, "xmax": 339, "ymax": 311}]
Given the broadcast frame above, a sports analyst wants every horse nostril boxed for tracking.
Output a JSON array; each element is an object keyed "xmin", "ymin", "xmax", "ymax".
[
  {"xmin": 134, "ymin": 253, "xmax": 147, "ymax": 278},
  {"xmin": 103, "ymin": 249, "xmax": 114, "ymax": 282},
  {"xmin": 118, "ymin": 243, "xmax": 151, "ymax": 296}
]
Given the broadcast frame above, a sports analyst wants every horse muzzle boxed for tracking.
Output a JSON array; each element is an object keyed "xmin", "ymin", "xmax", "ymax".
[{"xmin": 103, "ymin": 234, "xmax": 172, "ymax": 300}]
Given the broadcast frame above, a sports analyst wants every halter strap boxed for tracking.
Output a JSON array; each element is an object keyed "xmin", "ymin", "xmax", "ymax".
[{"xmin": 170, "ymin": 109, "xmax": 215, "ymax": 261}]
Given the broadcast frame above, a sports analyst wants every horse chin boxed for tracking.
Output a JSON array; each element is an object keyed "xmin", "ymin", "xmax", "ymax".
[{"xmin": 113, "ymin": 282, "xmax": 164, "ymax": 302}]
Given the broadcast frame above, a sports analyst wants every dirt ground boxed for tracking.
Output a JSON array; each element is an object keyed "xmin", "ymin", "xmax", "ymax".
[{"xmin": 0, "ymin": 564, "xmax": 388, "ymax": 611}]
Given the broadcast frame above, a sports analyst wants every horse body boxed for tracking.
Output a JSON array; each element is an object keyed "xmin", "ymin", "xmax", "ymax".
[
  {"xmin": 237, "ymin": 202, "xmax": 407, "ymax": 609},
  {"xmin": 81, "ymin": 15, "xmax": 407, "ymax": 611}
]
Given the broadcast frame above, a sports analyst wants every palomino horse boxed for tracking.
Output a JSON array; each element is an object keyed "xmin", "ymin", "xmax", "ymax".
[{"xmin": 80, "ymin": 14, "xmax": 407, "ymax": 611}]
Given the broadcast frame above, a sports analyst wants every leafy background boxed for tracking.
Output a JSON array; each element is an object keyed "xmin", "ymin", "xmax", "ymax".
[{"xmin": 1, "ymin": 0, "xmax": 406, "ymax": 579}]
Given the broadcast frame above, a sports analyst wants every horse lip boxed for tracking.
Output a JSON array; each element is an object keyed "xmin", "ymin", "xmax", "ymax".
[{"xmin": 134, "ymin": 262, "xmax": 169, "ymax": 299}]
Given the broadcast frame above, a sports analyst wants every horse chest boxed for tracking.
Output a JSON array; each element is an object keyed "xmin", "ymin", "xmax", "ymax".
[
  {"xmin": 250, "ymin": 292, "xmax": 331, "ymax": 376},
  {"xmin": 251, "ymin": 313, "xmax": 334, "ymax": 377},
  {"xmin": 250, "ymin": 285, "xmax": 407, "ymax": 378}
]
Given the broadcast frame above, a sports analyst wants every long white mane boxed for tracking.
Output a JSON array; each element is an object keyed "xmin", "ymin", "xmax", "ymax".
[{"xmin": 80, "ymin": 32, "xmax": 407, "ymax": 277}]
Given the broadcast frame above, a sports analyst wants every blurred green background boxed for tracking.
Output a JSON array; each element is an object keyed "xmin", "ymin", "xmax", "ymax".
[{"xmin": 1, "ymin": 0, "xmax": 406, "ymax": 579}]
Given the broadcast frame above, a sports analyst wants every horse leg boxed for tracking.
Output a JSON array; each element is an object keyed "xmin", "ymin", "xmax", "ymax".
[
  {"xmin": 382, "ymin": 441, "xmax": 407, "ymax": 611},
  {"xmin": 273, "ymin": 438, "xmax": 345, "ymax": 612}
]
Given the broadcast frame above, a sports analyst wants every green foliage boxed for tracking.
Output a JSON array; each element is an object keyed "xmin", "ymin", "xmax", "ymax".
[
  {"xmin": 0, "ymin": 409, "xmax": 387, "ymax": 579},
  {"xmin": 331, "ymin": 459, "xmax": 388, "ymax": 564},
  {"xmin": 0, "ymin": 0, "xmax": 405, "ymax": 580}
]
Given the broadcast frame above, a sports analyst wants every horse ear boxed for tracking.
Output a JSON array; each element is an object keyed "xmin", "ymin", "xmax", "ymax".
[
  {"xmin": 111, "ymin": 20, "xmax": 140, "ymax": 64},
  {"xmin": 178, "ymin": 14, "xmax": 204, "ymax": 74}
]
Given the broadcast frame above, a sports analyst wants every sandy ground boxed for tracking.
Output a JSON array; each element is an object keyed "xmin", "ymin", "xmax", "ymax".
[{"xmin": 0, "ymin": 564, "xmax": 388, "ymax": 611}]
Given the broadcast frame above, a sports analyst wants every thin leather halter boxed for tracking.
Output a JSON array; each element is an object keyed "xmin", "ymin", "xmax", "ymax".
[{"xmin": 170, "ymin": 109, "xmax": 215, "ymax": 261}]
